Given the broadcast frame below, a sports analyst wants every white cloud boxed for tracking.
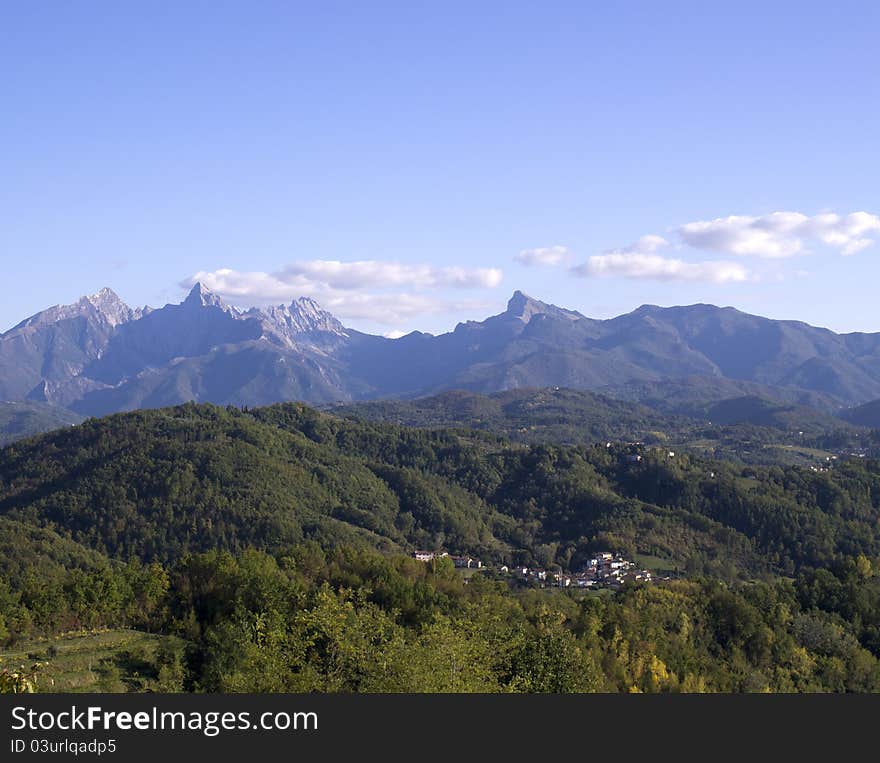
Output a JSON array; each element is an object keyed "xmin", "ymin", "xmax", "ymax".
[
  {"xmin": 383, "ymin": 329, "xmax": 407, "ymax": 339},
  {"xmin": 515, "ymin": 245, "xmax": 572, "ymax": 267},
  {"xmin": 571, "ymin": 234, "xmax": 747, "ymax": 283},
  {"xmin": 277, "ymin": 259, "xmax": 502, "ymax": 289},
  {"xmin": 182, "ymin": 259, "xmax": 501, "ymax": 325},
  {"xmin": 602, "ymin": 234, "xmax": 670, "ymax": 257},
  {"xmin": 841, "ymin": 239, "xmax": 873, "ymax": 256},
  {"xmin": 316, "ymin": 291, "xmax": 491, "ymax": 325},
  {"xmin": 575, "ymin": 253, "xmax": 749, "ymax": 283},
  {"xmin": 578, "ymin": 209, "xmax": 880, "ymax": 283},
  {"xmin": 677, "ymin": 211, "xmax": 880, "ymax": 258}
]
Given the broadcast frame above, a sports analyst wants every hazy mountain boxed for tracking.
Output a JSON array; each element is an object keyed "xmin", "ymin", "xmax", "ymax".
[
  {"xmin": 331, "ymin": 387, "xmax": 692, "ymax": 445},
  {"xmin": 0, "ymin": 288, "xmax": 146, "ymax": 405},
  {"xmin": 336, "ymin": 291, "xmax": 641, "ymax": 397},
  {"xmin": 3, "ymin": 285, "xmax": 880, "ymax": 417},
  {"xmin": 69, "ymin": 285, "xmax": 369, "ymax": 416},
  {"xmin": 0, "ymin": 401, "xmax": 83, "ymax": 446},
  {"xmin": 604, "ymin": 376, "xmax": 845, "ymax": 417},
  {"xmin": 330, "ymin": 388, "xmax": 861, "ymax": 466},
  {"xmin": 839, "ymin": 399, "xmax": 880, "ymax": 428},
  {"xmin": 589, "ymin": 304, "xmax": 880, "ymax": 402},
  {"xmin": 340, "ymin": 293, "xmax": 880, "ymax": 403},
  {"xmin": 701, "ymin": 395, "xmax": 845, "ymax": 432}
]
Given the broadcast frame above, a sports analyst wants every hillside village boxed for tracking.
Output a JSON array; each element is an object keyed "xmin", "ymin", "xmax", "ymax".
[{"xmin": 413, "ymin": 549, "xmax": 657, "ymax": 589}]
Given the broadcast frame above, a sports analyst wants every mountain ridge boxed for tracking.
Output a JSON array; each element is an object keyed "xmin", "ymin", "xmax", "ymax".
[{"xmin": 4, "ymin": 284, "xmax": 880, "ymax": 416}]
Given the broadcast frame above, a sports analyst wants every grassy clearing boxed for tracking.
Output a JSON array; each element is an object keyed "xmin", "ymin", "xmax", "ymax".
[
  {"xmin": 632, "ymin": 553, "xmax": 680, "ymax": 572},
  {"xmin": 767, "ymin": 444, "xmax": 835, "ymax": 459},
  {"xmin": 0, "ymin": 629, "xmax": 186, "ymax": 693}
]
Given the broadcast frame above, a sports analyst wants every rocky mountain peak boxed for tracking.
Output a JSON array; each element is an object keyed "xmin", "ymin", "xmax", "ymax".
[
  {"xmin": 259, "ymin": 297, "xmax": 347, "ymax": 345},
  {"xmin": 182, "ymin": 282, "xmax": 238, "ymax": 314},
  {"xmin": 82, "ymin": 287, "xmax": 134, "ymax": 327},
  {"xmin": 6, "ymin": 287, "xmax": 139, "ymax": 334},
  {"xmin": 505, "ymin": 290, "xmax": 582, "ymax": 323}
]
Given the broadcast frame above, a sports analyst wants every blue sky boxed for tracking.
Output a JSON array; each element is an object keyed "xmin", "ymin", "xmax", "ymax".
[{"xmin": 2, "ymin": 1, "xmax": 879, "ymax": 336}]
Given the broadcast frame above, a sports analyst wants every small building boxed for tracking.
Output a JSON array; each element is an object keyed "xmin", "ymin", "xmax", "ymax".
[
  {"xmin": 450, "ymin": 555, "xmax": 483, "ymax": 569},
  {"xmin": 413, "ymin": 550, "xmax": 449, "ymax": 562}
]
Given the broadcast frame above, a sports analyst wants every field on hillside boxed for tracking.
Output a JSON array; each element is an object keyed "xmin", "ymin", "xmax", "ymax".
[{"xmin": 0, "ymin": 629, "xmax": 185, "ymax": 692}]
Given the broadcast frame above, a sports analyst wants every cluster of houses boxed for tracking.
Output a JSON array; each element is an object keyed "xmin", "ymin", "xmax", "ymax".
[
  {"xmin": 606, "ymin": 442, "xmax": 676, "ymax": 464},
  {"xmin": 507, "ymin": 551, "xmax": 653, "ymax": 589},
  {"xmin": 412, "ymin": 550, "xmax": 483, "ymax": 569},
  {"xmin": 413, "ymin": 549, "xmax": 656, "ymax": 589},
  {"xmin": 581, "ymin": 551, "xmax": 655, "ymax": 586}
]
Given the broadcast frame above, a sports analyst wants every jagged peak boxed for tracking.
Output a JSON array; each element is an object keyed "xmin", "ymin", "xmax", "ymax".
[
  {"xmin": 81, "ymin": 286, "xmax": 128, "ymax": 316},
  {"xmin": 505, "ymin": 290, "xmax": 582, "ymax": 323},
  {"xmin": 260, "ymin": 296, "xmax": 347, "ymax": 340},
  {"xmin": 83, "ymin": 287, "xmax": 135, "ymax": 327},
  {"xmin": 182, "ymin": 282, "xmax": 236, "ymax": 313},
  {"xmin": 296, "ymin": 296, "xmax": 323, "ymax": 310},
  {"xmin": 86, "ymin": 286, "xmax": 122, "ymax": 303},
  {"xmin": 506, "ymin": 290, "xmax": 541, "ymax": 313},
  {"xmin": 6, "ymin": 287, "xmax": 137, "ymax": 333}
]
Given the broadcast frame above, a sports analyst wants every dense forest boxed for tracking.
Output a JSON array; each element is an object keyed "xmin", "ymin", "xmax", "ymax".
[
  {"xmin": 1, "ymin": 401, "xmax": 879, "ymax": 692},
  {"xmin": 332, "ymin": 388, "xmax": 879, "ymax": 466}
]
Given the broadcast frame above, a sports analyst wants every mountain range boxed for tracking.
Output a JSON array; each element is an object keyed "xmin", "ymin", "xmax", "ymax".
[{"xmin": 3, "ymin": 284, "xmax": 880, "ymax": 421}]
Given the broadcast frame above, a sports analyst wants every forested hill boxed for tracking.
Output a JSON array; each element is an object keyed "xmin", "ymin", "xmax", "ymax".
[
  {"xmin": 331, "ymin": 387, "xmax": 686, "ymax": 443},
  {"xmin": 841, "ymin": 398, "xmax": 880, "ymax": 428},
  {"xmin": 1, "ymin": 402, "xmax": 880, "ymax": 693},
  {"xmin": 1, "ymin": 402, "xmax": 880, "ymax": 579},
  {"xmin": 330, "ymin": 387, "xmax": 863, "ymax": 455}
]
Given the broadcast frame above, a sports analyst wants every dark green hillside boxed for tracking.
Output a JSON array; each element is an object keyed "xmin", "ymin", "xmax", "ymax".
[
  {"xmin": 331, "ymin": 387, "xmax": 868, "ymax": 467},
  {"xmin": 332, "ymin": 387, "xmax": 684, "ymax": 444},
  {"xmin": 703, "ymin": 395, "xmax": 842, "ymax": 432},
  {"xmin": 334, "ymin": 385, "xmax": 850, "ymax": 443},
  {"xmin": 0, "ymin": 516, "xmax": 172, "ymax": 643},
  {"xmin": 604, "ymin": 376, "xmax": 844, "ymax": 416},
  {"xmin": 840, "ymin": 398, "xmax": 880, "ymax": 429},
  {"xmin": 0, "ymin": 401, "xmax": 82, "ymax": 446},
  {"xmin": 1, "ymin": 402, "xmax": 880, "ymax": 580},
  {"xmin": 1, "ymin": 403, "xmax": 880, "ymax": 693},
  {"xmin": 256, "ymin": 402, "xmax": 880, "ymax": 575},
  {"xmin": 0, "ymin": 405, "xmax": 420, "ymax": 562},
  {"xmin": 0, "ymin": 516, "xmax": 110, "ymax": 582}
]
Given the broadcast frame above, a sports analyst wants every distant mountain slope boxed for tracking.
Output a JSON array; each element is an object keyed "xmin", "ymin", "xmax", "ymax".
[
  {"xmin": 0, "ymin": 288, "xmax": 147, "ymax": 405},
  {"xmin": 331, "ymin": 388, "xmax": 863, "ymax": 468},
  {"xmin": 0, "ymin": 401, "xmax": 83, "ymax": 446},
  {"xmin": 702, "ymin": 395, "xmax": 844, "ymax": 432},
  {"xmin": 4, "ymin": 285, "xmax": 880, "ymax": 414},
  {"xmin": 602, "ymin": 375, "xmax": 846, "ymax": 415},
  {"xmin": 591, "ymin": 303, "xmax": 880, "ymax": 402},
  {"xmin": 332, "ymin": 387, "xmax": 691, "ymax": 444},
  {"xmin": 840, "ymin": 399, "xmax": 880, "ymax": 428}
]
